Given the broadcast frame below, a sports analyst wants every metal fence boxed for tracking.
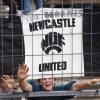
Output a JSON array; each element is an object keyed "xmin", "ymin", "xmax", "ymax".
[{"xmin": 0, "ymin": 0, "xmax": 100, "ymax": 99}]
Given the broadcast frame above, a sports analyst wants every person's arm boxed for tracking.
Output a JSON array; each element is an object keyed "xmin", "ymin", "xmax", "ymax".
[
  {"xmin": 17, "ymin": 64, "xmax": 32, "ymax": 92},
  {"xmin": 72, "ymin": 78, "xmax": 100, "ymax": 91}
]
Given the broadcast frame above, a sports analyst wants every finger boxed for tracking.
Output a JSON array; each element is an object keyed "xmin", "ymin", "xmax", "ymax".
[
  {"xmin": 9, "ymin": 75, "xmax": 13, "ymax": 80},
  {"xmin": 10, "ymin": 76, "xmax": 13, "ymax": 79},
  {"xmin": 21, "ymin": 63, "xmax": 26, "ymax": 70},
  {"xmin": 5, "ymin": 75, "xmax": 10, "ymax": 80},
  {"xmin": 2, "ymin": 75, "xmax": 8, "ymax": 80},
  {"xmin": 25, "ymin": 67, "xmax": 29, "ymax": 74},
  {"xmin": 18, "ymin": 64, "xmax": 22, "ymax": 70},
  {"xmin": 23, "ymin": 64, "xmax": 27, "ymax": 71},
  {"xmin": 1, "ymin": 77, "xmax": 7, "ymax": 84}
]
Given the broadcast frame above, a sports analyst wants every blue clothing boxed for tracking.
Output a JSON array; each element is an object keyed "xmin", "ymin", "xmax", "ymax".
[
  {"xmin": 27, "ymin": 80, "xmax": 76, "ymax": 100},
  {"xmin": 34, "ymin": 0, "xmax": 43, "ymax": 9},
  {"xmin": 24, "ymin": 0, "xmax": 43, "ymax": 14},
  {"xmin": 24, "ymin": 0, "xmax": 30, "ymax": 14}
]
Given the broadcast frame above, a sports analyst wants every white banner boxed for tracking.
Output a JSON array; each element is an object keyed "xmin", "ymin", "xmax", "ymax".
[{"xmin": 21, "ymin": 8, "xmax": 84, "ymax": 79}]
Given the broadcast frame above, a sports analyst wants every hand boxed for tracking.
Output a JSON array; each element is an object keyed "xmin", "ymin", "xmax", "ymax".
[
  {"xmin": 17, "ymin": 64, "xmax": 29, "ymax": 80},
  {"xmin": 91, "ymin": 78, "xmax": 100, "ymax": 84},
  {"xmin": 1, "ymin": 75, "xmax": 17, "ymax": 90},
  {"xmin": 86, "ymin": 78, "xmax": 100, "ymax": 86}
]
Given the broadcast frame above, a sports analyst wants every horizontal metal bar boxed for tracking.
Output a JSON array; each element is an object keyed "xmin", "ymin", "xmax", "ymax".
[
  {"xmin": 0, "ymin": 89, "xmax": 100, "ymax": 98},
  {"xmin": 45, "ymin": 0, "xmax": 100, "ymax": 4}
]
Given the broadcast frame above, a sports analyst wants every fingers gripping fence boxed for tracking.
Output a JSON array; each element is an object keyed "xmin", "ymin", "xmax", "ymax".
[{"xmin": 0, "ymin": 0, "xmax": 100, "ymax": 99}]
